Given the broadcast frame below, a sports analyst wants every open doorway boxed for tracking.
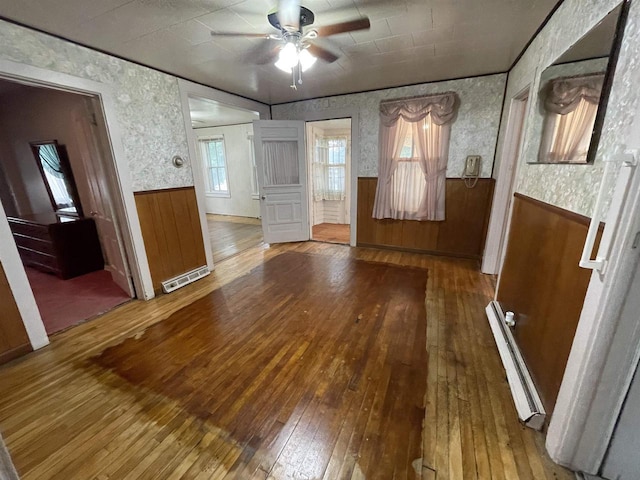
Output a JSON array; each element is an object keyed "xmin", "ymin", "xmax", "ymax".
[
  {"xmin": 306, "ymin": 118, "xmax": 351, "ymax": 245},
  {"xmin": 482, "ymin": 86, "xmax": 530, "ymax": 275},
  {"xmin": 187, "ymin": 96, "xmax": 264, "ymax": 262},
  {"xmin": 0, "ymin": 79, "xmax": 134, "ymax": 335}
]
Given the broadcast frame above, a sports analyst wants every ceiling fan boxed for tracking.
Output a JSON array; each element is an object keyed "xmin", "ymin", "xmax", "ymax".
[{"xmin": 209, "ymin": 0, "xmax": 370, "ymax": 89}]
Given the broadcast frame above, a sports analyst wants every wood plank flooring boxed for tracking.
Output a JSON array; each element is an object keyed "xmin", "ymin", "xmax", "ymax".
[
  {"xmin": 207, "ymin": 215, "xmax": 263, "ymax": 262},
  {"xmin": 0, "ymin": 242, "xmax": 573, "ymax": 479},
  {"xmin": 312, "ymin": 223, "xmax": 350, "ymax": 245}
]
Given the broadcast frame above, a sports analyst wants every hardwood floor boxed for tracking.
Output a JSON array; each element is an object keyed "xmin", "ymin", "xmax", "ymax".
[
  {"xmin": 312, "ymin": 223, "xmax": 350, "ymax": 244},
  {"xmin": 207, "ymin": 214, "xmax": 263, "ymax": 262},
  {"xmin": 0, "ymin": 242, "xmax": 572, "ymax": 479}
]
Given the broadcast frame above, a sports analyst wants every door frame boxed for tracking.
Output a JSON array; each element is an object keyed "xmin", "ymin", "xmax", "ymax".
[
  {"xmin": 0, "ymin": 58, "xmax": 155, "ymax": 349},
  {"xmin": 306, "ymin": 118, "xmax": 353, "ymax": 243},
  {"xmin": 177, "ymin": 79, "xmax": 270, "ymax": 270},
  {"xmin": 287, "ymin": 108, "xmax": 359, "ymax": 247},
  {"xmin": 546, "ymin": 148, "xmax": 640, "ymax": 472},
  {"xmin": 482, "ymin": 85, "xmax": 530, "ymax": 275}
]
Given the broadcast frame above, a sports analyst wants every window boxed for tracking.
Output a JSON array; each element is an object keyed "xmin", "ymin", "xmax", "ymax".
[
  {"xmin": 372, "ymin": 92, "xmax": 458, "ymax": 221},
  {"xmin": 313, "ymin": 136, "xmax": 347, "ymax": 201},
  {"xmin": 199, "ymin": 137, "xmax": 230, "ymax": 196},
  {"xmin": 389, "ymin": 119, "xmax": 438, "ymax": 215}
]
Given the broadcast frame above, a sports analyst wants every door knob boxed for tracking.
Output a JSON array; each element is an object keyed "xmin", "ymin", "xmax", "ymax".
[
  {"xmin": 261, "ymin": 195, "xmax": 266, "ymax": 200},
  {"xmin": 90, "ymin": 211, "xmax": 98, "ymax": 216}
]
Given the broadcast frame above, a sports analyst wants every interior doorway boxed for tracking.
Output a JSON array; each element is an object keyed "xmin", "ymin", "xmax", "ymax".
[
  {"xmin": 0, "ymin": 78, "xmax": 134, "ymax": 335},
  {"xmin": 186, "ymin": 96, "xmax": 264, "ymax": 262},
  {"xmin": 306, "ymin": 118, "xmax": 351, "ymax": 245},
  {"xmin": 482, "ymin": 86, "xmax": 530, "ymax": 275}
]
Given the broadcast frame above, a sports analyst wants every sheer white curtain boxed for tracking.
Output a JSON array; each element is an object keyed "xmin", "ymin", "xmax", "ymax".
[
  {"xmin": 313, "ymin": 137, "xmax": 347, "ymax": 201},
  {"xmin": 373, "ymin": 92, "xmax": 458, "ymax": 221},
  {"xmin": 263, "ymin": 141, "xmax": 299, "ymax": 185},
  {"xmin": 539, "ymin": 73, "xmax": 604, "ymax": 163}
]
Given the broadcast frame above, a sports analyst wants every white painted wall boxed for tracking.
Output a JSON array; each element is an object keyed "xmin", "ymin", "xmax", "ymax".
[{"xmin": 195, "ymin": 123, "xmax": 260, "ymax": 218}]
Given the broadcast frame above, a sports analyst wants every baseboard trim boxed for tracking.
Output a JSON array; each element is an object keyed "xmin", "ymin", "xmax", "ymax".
[
  {"xmin": 485, "ymin": 301, "xmax": 546, "ymax": 430},
  {"xmin": 0, "ymin": 343, "xmax": 33, "ymax": 366}
]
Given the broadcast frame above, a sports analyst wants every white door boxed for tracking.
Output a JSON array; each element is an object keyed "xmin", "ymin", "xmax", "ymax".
[
  {"xmin": 253, "ymin": 120, "xmax": 309, "ymax": 244},
  {"xmin": 73, "ymin": 99, "xmax": 134, "ymax": 296}
]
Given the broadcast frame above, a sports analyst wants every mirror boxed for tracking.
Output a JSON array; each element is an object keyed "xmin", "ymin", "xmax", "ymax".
[
  {"xmin": 30, "ymin": 140, "xmax": 83, "ymax": 216},
  {"xmin": 525, "ymin": 3, "xmax": 625, "ymax": 164}
]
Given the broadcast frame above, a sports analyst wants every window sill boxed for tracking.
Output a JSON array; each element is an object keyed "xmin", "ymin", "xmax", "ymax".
[{"xmin": 206, "ymin": 192, "xmax": 231, "ymax": 199}]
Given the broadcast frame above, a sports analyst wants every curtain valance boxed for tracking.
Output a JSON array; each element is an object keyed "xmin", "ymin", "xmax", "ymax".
[
  {"xmin": 543, "ymin": 74, "xmax": 604, "ymax": 115},
  {"xmin": 379, "ymin": 92, "xmax": 459, "ymax": 127}
]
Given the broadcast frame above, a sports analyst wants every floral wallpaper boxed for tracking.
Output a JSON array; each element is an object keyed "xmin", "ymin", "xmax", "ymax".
[
  {"xmin": 272, "ymin": 74, "xmax": 507, "ymax": 178},
  {"xmin": 497, "ymin": 0, "xmax": 640, "ymax": 217},
  {"xmin": 0, "ymin": 20, "xmax": 192, "ymax": 192}
]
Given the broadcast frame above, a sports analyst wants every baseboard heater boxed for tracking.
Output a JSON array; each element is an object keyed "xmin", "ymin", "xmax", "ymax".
[
  {"xmin": 485, "ymin": 301, "xmax": 546, "ymax": 430},
  {"xmin": 161, "ymin": 266, "xmax": 210, "ymax": 293}
]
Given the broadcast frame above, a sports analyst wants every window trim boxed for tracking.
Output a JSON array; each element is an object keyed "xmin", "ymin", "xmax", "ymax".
[
  {"xmin": 313, "ymin": 135, "xmax": 348, "ymax": 201},
  {"xmin": 198, "ymin": 135, "xmax": 231, "ymax": 198}
]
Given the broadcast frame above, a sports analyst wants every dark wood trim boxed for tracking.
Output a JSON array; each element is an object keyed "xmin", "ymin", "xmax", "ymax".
[
  {"xmin": 134, "ymin": 186, "xmax": 207, "ymax": 292},
  {"xmin": 0, "ymin": 263, "xmax": 32, "ymax": 365},
  {"xmin": 0, "ymin": 344, "xmax": 33, "ymax": 365},
  {"xmin": 133, "ymin": 186, "xmax": 196, "ymax": 196},
  {"xmin": 357, "ymin": 177, "xmax": 495, "ymax": 259},
  {"xmin": 508, "ymin": 0, "xmax": 566, "ymax": 71},
  {"xmin": 0, "ymin": 15, "xmax": 270, "ymax": 107},
  {"xmin": 513, "ymin": 192, "xmax": 592, "ymax": 226},
  {"xmin": 497, "ymin": 194, "xmax": 601, "ymax": 415}
]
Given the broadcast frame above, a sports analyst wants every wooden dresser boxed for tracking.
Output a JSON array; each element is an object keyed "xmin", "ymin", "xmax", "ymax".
[{"xmin": 8, "ymin": 213, "xmax": 104, "ymax": 280}]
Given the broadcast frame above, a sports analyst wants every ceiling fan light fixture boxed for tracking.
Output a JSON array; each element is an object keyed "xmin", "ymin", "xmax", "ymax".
[
  {"xmin": 298, "ymin": 48, "xmax": 317, "ymax": 72},
  {"xmin": 276, "ymin": 42, "xmax": 299, "ymax": 71}
]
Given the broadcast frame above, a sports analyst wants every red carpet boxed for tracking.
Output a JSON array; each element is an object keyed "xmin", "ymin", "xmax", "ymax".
[{"xmin": 25, "ymin": 268, "xmax": 131, "ymax": 335}]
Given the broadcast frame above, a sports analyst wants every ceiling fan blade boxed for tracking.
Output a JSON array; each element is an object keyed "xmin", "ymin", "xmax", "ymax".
[
  {"xmin": 245, "ymin": 39, "xmax": 282, "ymax": 65},
  {"xmin": 277, "ymin": 0, "xmax": 301, "ymax": 32},
  {"xmin": 210, "ymin": 31, "xmax": 274, "ymax": 38},
  {"xmin": 315, "ymin": 17, "xmax": 371, "ymax": 37},
  {"xmin": 307, "ymin": 44, "xmax": 339, "ymax": 63}
]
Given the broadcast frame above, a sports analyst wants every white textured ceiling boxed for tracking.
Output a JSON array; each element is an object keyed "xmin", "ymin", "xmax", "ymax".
[{"xmin": 0, "ymin": 0, "xmax": 559, "ymax": 104}]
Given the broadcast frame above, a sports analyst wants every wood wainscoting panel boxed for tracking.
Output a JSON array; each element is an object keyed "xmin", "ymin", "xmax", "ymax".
[
  {"xmin": 134, "ymin": 187, "xmax": 207, "ymax": 292},
  {"xmin": 356, "ymin": 177, "xmax": 494, "ymax": 258},
  {"xmin": 0, "ymin": 263, "xmax": 32, "ymax": 365},
  {"xmin": 496, "ymin": 193, "xmax": 597, "ymax": 415}
]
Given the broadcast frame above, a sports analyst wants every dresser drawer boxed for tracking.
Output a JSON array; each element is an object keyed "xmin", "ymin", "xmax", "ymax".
[
  {"xmin": 12, "ymin": 233, "xmax": 55, "ymax": 255},
  {"xmin": 17, "ymin": 246, "xmax": 59, "ymax": 274},
  {"xmin": 9, "ymin": 221, "xmax": 49, "ymax": 240}
]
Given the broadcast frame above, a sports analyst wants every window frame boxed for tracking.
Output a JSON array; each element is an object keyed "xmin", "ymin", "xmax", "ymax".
[
  {"xmin": 313, "ymin": 135, "xmax": 348, "ymax": 200},
  {"xmin": 198, "ymin": 136, "xmax": 231, "ymax": 198}
]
